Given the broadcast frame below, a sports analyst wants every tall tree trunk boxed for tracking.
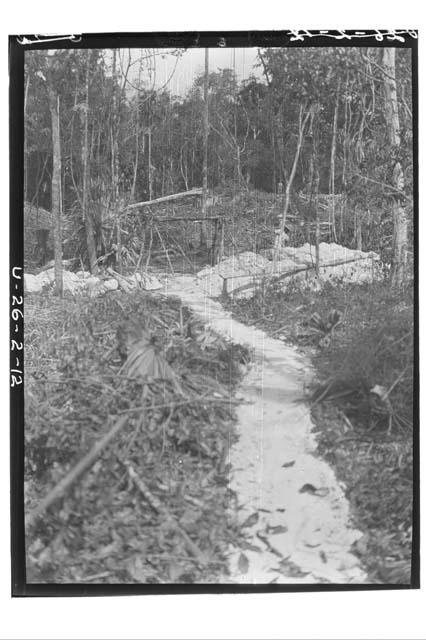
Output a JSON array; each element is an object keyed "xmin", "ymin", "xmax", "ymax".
[
  {"xmin": 302, "ymin": 104, "xmax": 321, "ymax": 272},
  {"xmin": 273, "ymin": 105, "xmax": 310, "ymax": 265},
  {"xmin": 180, "ymin": 146, "xmax": 189, "ymax": 191},
  {"xmin": 147, "ymin": 128, "xmax": 153, "ymax": 200},
  {"xmin": 82, "ymin": 50, "xmax": 98, "ymax": 274},
  {"xmin": 161, "ymin": 157, "xmax": 165, "ymax": 196},
  {"xmin": 48, "ymin": 88, "xmax": 63, "ymax": 296},
  {"xmin": 111, "ymin": 50, "xmax": 122, "ymax": 273},
  {"xmin": 200, "ymin": 48, "xmax": 209, "ymax": 248},
  {"xmin": 130, "ymin": 99, "xmax": 140, "ymax": 201},
  {"xmin": 313, "ymin": 156, "xmax": 320, "ymax": 275},
  {"xmin": 354, "ymin": 205, "xmax": 363, "ymax": 250},
  {"xmin": 271, "ymin": 116, "xmax": 277, "ymax": 193},
  {"xmin": 191, "ymin": 145, "xmax": 195, "ymax": 186},
  {"xmin": 341, "ymin": 74, "xmax": 350, "ymax": 241},
  {"xmin": 131, "ymin": 57, "xmax": 144, "ymax": 201},
  {"xmin": 276, "ymin": 108, "xmax": 286, "ymax": 185},
  {"xmin": 329, "ymin": 80, "xmax": 340, "ymax": 242},
  {"xmin": 382, "ymin": 47, "xmax": 407, "ymax": 286},
  {"xmin": 233, "ymin": 53, "xmax": 241, "ymax": 190},
  {"xmin": 24, "ymin": 73, "xmax": 30, "ymax": 203},
  {"xmin": 236, "ymin": 145, "xmax": 242, "ymax": 190},
  {"xmin": 258, "ymin": 51, "xmax": 278, "ymax": 192}
]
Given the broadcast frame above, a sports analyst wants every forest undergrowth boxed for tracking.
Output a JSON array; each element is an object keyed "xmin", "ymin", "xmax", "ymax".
[
  {"xmin": 225, "ymin": 276, "xmax": 415, "ymax": 584},
  {"xmin": 25, "ymin": 289, "xmax": 250, "ymax": 584}
]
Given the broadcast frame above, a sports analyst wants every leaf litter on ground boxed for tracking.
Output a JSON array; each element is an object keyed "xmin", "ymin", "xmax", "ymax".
[{"xmin": 25, "ymin": 289, "xmax": 250, "ymax": 583}]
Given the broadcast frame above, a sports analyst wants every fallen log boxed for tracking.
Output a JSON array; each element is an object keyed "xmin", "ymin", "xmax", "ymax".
[
  {"xmin": 222, "ymin": 255, "xmax": 377, "ymax": 297},
  {"xmin": 153, "ymin": 215, "xmax": 222, "ymax": 222},
  {"xmin": 106, "ymin": 267, "xmax": 134, "ymax": 292},
  {"xmin": 123, "ymin": 188, "xmax": 202, "ymax": 213},
  {"xmin": 26, "ymin": 416, "xmax": 129, "ymax": 529}
]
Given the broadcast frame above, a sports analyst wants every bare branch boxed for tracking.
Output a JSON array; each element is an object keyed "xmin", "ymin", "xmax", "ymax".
[
  {"xmin": 26, "ymin": 416, "xmax": 129, "ymax": 528},
  {"xmin": 123, "ymin": 188, "xmax": 202, "ymax": 213}
]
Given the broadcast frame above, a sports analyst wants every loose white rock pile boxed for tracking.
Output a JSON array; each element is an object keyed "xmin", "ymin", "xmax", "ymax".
[
  {"xmin": 25, "ymin": 243, "xmax": 381, "ymax": 300},
  {"xmin": 24, "ymin": 267, "xmax": 163, "ymax": 296},
  {"xmin": 197, "ymin": 251, "xmax": 272, "ymax": 298},
  {"xmin": 196, "ymin": 243, "xmax": 381, "ymax": 299}
]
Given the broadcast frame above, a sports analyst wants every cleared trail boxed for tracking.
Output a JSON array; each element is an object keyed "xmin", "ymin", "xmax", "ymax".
[{"xmin": 162, "ymin": 275, "xmax": 366, "ymax": 584}]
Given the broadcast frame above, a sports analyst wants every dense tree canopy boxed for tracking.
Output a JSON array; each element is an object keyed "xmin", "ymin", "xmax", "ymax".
[{"xmin": 24, "ymin": 46, "xmax": 413, "ymax": 275}]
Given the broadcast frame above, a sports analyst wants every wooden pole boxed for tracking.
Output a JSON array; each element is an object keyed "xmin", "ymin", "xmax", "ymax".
[
  {"xmin": 111, "ymin": 49, "xmax": 122, "ymax": 274},
  {"xmin": 24, "ymin": 72, "xmax": 30, "ymax": 202},
  {"xmin": 145, "ymin": 220, "xmax": 153, "ymax": 269},
  {"xmin": 382, "ymin": 48, "xmax": 407, "ymax": 287},
  {"xmin": 329, "ymin": 79, "xmax": 340, "ymax": 243},
  {"xmin": 123, "ymin": 188, "xmax": 202, "ymax": 213},
  {"xmin": 272, "ymin": 106, "xmax": 310, "ymax": 266},
  {"xmin": 218, "ymin": 218, "xmax": 225, "ymax": 263},
  {"xmin": 82, "ymin": 50, "xmax": 98, "ymax": 274},
  {"xmin": 312, "ymin": 109, "xmax": 320, "ymax": 276},
  {"xmin": 26, "ymin": 416, "xmax": 129, "ymax": 528},
  {"xmin": 48, "ymin": 87, "xmax": 63, "ymax": 297},
  {"xmin": 200, "ymin": 48, "xmax": 209, "ymax": 248}
]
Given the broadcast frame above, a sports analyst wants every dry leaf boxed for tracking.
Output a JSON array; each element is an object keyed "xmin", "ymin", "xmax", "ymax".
[
  {"xmin": 299, "ymin": 483, "xmax": 329, "ymax": 497},
  {"xmin": 122, "ymin": 338, "xmax": 183, "ymax": 394},
  {"xmin": 126, "ymin": 555, "xmax": 146, "ymax": 582},
  {"xmin": 237, "ymin": 552, "xmax": 250, "ymax": 574},
  {"xmin": 241, "ymin": 512, "xmax": 259, "ymax": 528},
  {"xmin": 267, "ymin": 524, "xmax": 288, "ymax": 535}
]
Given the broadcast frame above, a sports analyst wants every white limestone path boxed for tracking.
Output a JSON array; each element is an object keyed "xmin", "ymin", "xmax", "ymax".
[{"xmin": 162, "ymin": 274, "xmax": 366, "ymax": 584}]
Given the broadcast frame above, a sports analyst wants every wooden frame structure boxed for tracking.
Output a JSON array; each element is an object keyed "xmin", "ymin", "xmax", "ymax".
[{"xmin": 119, "ymin": 189, "xmax": 225, "ymax": 270}]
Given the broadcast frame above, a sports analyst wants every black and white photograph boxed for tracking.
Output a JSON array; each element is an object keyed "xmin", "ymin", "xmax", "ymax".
[{"xmin": 10, "ymin": 30, "xmax": 418, "ymax": 591}]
